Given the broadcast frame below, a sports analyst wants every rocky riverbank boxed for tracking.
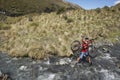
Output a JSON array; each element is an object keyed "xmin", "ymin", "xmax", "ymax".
[{"xmin": 0, "ymin": 44, "xmax": 120, "ymax": 80}]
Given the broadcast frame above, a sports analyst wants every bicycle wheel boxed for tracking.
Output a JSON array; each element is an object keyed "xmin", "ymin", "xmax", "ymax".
[{"xmin": 71, "ymin": 40, "xmax": 81, "ymax": 52}]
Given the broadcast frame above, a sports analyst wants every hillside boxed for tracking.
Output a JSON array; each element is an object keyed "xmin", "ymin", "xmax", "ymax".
[
  {"xmin": 0, "ymin": 3, "xmax": 120, "ymax": 59},
  {"xmin": 112, "ymin": 3, "xmax": 120, "ymax": 10},
  {"xmin": 0, "ymin": 0, "xmax": 82, "ymax": 16}
]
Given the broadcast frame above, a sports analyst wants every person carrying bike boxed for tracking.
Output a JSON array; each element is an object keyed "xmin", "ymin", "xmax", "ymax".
[{"xmin": 77, "ymin": 36, "xmax": 92, "ymax": 65}]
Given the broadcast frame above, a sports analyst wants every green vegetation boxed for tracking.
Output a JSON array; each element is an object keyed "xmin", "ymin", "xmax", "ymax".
[
  {"xmin": 29, "ymin": 22, "xmax": 39, "ymax": 27},
  {"xmin": 57, "ymin": 7, "xmax": 66, "ymax": 14},
  {"xmin": 0, "ymin": 23, "xmax": 11, "ymax": 30},
  {"xmin": 0, "ymin": 0, "xmax": 81, "ymax": 16}
]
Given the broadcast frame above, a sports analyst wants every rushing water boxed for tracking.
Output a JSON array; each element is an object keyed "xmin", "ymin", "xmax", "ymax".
[{"xmin": 0, "ymin": 44, "xmax": 120, "ymax": 80}]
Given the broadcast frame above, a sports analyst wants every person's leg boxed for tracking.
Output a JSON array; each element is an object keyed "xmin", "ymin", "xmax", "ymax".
[
  {"xmin": 87, "ymin": 53, "xmax": 92, "ymax": 65},
  {"xmin": 85, "ymin": 52, "xmax": 92, "ymax": 64},
  {"xmin": 88, "ymin": 56, "xmax": 91, "ymax": 63},
  {"xmin": 77, "ymin": 57, "xmax": 80, "ymax": 62},
  {"xmin": 77, "ymin": 52, "xmax": 84, "ymax": 62}
]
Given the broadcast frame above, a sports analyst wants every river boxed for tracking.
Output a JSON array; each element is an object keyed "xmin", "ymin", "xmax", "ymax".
[{"xmin": 0, "ymin": 44, "xmax": 120, "ymax": 80}]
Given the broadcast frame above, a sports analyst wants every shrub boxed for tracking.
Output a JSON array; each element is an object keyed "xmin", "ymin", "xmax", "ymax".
[
  {"xmin": 57, "ymin": 7, "xmax": 66, "ymax": 14},
  {"xmin": 118, "ymin": 8, "xmax": 120, "ymax": 11},
  {"xmin": 95, "ymin": 8, "xmax": 101, "ymax": 13},
  {"xmin": 67, "ymin": 18, "xmax": 74, "ymax": 23},
  {"xmin": 103, "ymin": 6, "xmax": 110, "ymax": 11},
  {"xmin": 30, "ymin": 22, "xmax": 39, "ymax": 27},
  {"xmin": 28, "ymin": 16, "xmax": 33, "ymax": 21},
  {"xmin": 0, "ymin": 23, "xmax": 11, "ymax": 30},
  {"xmin": 111, "ymin": 9, "xmax": 115, "ymax": 12},
  {"xmin": 63, "ymin": 15, "xmax": 68, "ymax": 20}
]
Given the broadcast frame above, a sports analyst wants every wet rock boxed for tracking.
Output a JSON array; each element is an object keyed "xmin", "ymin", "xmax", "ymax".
[
  {"xmin": 47, "ymin": 65, "xmax": 69, "ymax": 73},
  {"xmin": 49, "ymin": 56, "xmax": 59, "ymax": 64},
  {"xmin": 0, "ymin": 71, "xmax": 10, "ymax": 80},
  {"xmin": 117, "ymin": 63, "xmax": 120, "ymax": 69},
  {"xmin": 0, "ymin": 71, "xmax": 2, "ymax": 77},
  {"xmin": 102, "ymin": 48, "xmax": 110, "ymax": 53},
  {"xmin": 70, "ymin": 61, "xmax": 77, "ymax": 68}
]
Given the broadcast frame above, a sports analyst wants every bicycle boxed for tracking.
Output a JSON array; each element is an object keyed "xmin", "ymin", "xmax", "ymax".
[{"xmin": 71, "ymin": 40, "xmax": 97, "ymax": 63}]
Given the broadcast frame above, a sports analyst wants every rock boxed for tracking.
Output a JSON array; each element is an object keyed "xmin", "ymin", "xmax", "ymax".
[
  {"xmin": 49, "ymin": 56, "xmax": 59, "ymax": 64},
  {"xmin": 70, "ymin": 61, "xmax": 77, "ymax": 68},
  {"xmin": 0, "ymin": 71, "xmax": 10, "ymax": 80},
  {"xmin": 0, "ymin": 71, "xmax": 2, "ymax": 76},
  {"xmin": 102, "ymin": 47, "xmax": 109, "ymax": 53},
  {"xmin": 117, "ymin": 64, "xmax": 120, "ymax": 69}
]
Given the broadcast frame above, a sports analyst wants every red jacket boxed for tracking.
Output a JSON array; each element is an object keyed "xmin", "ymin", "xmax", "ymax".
[
  {"xmin": 81, "ymin": 43, "xmax": 89, "ymax": 52},
  {"xmin": 81, "ymin": 39, "xmax": 91, "ymax": 52}
]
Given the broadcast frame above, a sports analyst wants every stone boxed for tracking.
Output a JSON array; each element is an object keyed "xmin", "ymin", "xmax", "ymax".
[
  {"xmin": 0, "ymin": 70, "xmax": 2, "ymax": 76},
  {"xmin": 117, "ymin": 63, "xmax": 120, "ymax": 69}
]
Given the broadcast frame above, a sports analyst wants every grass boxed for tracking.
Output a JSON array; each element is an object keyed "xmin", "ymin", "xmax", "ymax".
[
  {"xmin": 0, "ymin": 0, "xmax": 81, "ymax": 16},
  {"xmin": 0, "ymin": 23, "xmax": 11, "ymax": 30},
  {"xmin": 0, "ymin": 4, "xmax": 120, "ymax": 59}
]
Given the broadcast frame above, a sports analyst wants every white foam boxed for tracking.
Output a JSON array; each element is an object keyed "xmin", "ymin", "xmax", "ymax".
[
  {"xmin": 39, "ymin": 66, "xmax": 47, "ymax": 71},
  {"xmin": 37, "ymin": 74, "xmax": 55, "ymax": 80},
  {"xmin": 44, "ymin": 60, "xmax": 50, "ymax": 65},
  {"xmin": 59, "ymin": 58, "xmax": 71, "ymax": 65},
  {"xmin": 99, "ymin": 69, "xmax": 115, "ymax": 80},
  {"xmin": 6, "ymin": 60, "xmax": 11, "ymax": 63},
  {"xmin": 12, "ymin": 57, "xmax": 18, "ymax": 60},
  {"xmin": 85, "ymin": 71, "xmax": 91, "ymax": 75},
  {"xmin": 32, "ymin": 61, "xmax": 36, "ymax": 64},
  {"xmin": 19, "ymin": 66, "xmax": 27, "ymax": 70},
  {"xmin": 102, "ymin": 53, "xmax": 112, "ymax": 59},
  {"xmin": 48, "ymin": 74, "xmax": 56, "ymax": 80}
]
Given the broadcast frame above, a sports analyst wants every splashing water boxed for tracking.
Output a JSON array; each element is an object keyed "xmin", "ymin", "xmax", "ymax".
[{"xmin": 37, "ymin": 73, "xmax": 55, "ymax": 80}]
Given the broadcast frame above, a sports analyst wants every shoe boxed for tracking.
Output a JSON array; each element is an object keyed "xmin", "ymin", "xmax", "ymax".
[{"xmin": 89, "ymin": 62, "xmax": 92, "ymax": 66}]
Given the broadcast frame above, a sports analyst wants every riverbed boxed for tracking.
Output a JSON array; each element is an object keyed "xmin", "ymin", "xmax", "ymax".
[{"xmin": 0, "ymin": 44, "xmax": 120, "ymax": 80}]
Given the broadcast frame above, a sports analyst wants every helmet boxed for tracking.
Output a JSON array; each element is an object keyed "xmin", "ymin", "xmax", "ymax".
[{"xmin": 85, "ymin": 37, "xmax": 89, "ymax": 40}]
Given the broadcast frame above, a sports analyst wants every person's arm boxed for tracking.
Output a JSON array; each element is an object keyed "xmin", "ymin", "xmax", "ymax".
[
  {"xmin": 81, "ymin": 38, "xmax": 86, "ymax": 43},
  {"xmin": 81, "ymin": 35, "xmax": 85, "ymax": 42}
]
